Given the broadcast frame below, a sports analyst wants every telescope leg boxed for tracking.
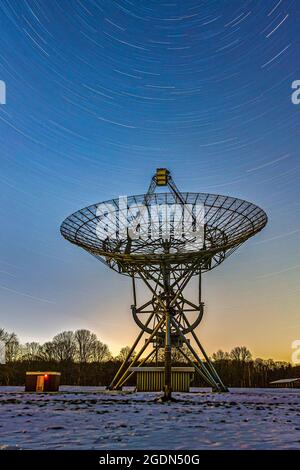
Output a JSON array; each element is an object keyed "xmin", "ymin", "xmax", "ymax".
[
  {"xmin": 161, "ymin": 259, "xmax": 174, "ymax": 402},
  {"xmin": 113, "ymin": 317, "xmax": 165, "ymax": 390},
  {"xmin": 108, "ymin": 309, "xmax": 156, "ymax": 390},
  {"xmin": 181, "ymin": 312, "xmax": 228, "ymax": 392},
  {"xmin": 108, "ymin": 327, "xmax": 145, "ymax": 390},
  {"xmin": 163, "ymin": 310, "xmax": 172, "ymax": 401},
  {"xmin": 189, "ymin": 330, "xmax": 228, "ymax": 392},
  {"xmin": 117, "ymin": 348, "xmax": 156, "ymax": 389},
  {"xmin": 170, "ymin": 316, "xmax": 223, "ymax": 390}
]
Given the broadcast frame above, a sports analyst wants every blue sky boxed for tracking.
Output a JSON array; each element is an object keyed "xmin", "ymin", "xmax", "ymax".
[{"xmin": 0, "ymin": 0, "xmax": 300, "ymax": 359}]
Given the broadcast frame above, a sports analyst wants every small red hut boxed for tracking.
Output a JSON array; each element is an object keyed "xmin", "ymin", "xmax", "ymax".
[{"xmin": 25, "ymin": 372, "xmax": 61, "ymax": 392}]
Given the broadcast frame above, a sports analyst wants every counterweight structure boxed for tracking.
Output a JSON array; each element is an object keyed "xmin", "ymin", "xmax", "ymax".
[{"xmin": 61, "ymin": 169, "xmax": 267, "ymax": 400}]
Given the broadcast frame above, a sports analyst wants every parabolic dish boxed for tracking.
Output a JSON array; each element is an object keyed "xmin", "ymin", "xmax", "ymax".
[{"xmin": 60, "ymin": 192, "xmax": 267, "ymax": 276}]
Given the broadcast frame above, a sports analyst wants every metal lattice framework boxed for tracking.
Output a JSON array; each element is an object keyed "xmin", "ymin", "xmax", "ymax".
[
  {"xmin": 61, "ymin": 169, "xmax": 267, "ymax": 399},
  {"xmin": 61, "ymin": 192, "xmax": 267, "ymax": 275}
]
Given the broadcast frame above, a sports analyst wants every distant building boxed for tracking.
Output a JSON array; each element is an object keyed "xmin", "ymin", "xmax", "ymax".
[
  {"xmin": 270, "ymin": 378, "xmax": 300, "ymax": 388},
  {"xmin": 25, "ymin": 372, "xmax": 61, "ymax": 392}
]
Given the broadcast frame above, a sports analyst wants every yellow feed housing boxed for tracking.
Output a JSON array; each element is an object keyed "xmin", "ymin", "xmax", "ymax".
[{"xmin": 156, "ymin": 168, "xmax": 169, "ymax": 186}]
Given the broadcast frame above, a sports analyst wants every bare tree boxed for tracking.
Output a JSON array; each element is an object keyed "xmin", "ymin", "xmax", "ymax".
[
  {"xmin": 52, "ymin": 331, "xmax": 76, "ymax": 362},
  {"xmin": 74, "ymin": 329, "xmax": 98, "ymax": 362},
  {"xmin": 21, "ymin": 342, "xmax": 41, "ymax": 361},
  {"xmin": 230, "ymin": 346, "xmax": 252, "ymax": 362},
  {"xmin": 212, "ymin": 350, "xmax": 230, "ymax": 361},
  {"xmin": 5, "ymin": 333, "xmax": 20, "ymax": 362},
  {"xmin": 116, "ymin": 346, "xmax": 136, "ymax": 362},
  {"xmin": 39, "ymin": 341, "xmax": 57, "ymax": 361},
  {"xmin": 91, "ymin": 340, "xmax": 112, "ymax": 362}
]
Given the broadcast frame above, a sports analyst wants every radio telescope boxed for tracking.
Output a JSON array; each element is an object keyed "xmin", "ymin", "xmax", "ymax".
[{"xmin": 60, "ymin": 169, "xmax": 267, "ymax": 400}]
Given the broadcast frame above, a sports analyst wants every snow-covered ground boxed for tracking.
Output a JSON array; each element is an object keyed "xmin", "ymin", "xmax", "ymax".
[{"xmin": 0, "ymin": 387, "xmax": 299, "ymax": 450}]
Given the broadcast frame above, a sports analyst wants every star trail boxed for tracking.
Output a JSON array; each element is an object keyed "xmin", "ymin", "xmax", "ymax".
[{"xmin": 0, "ymin": 0, "xmax": 299, "ymax": 359}]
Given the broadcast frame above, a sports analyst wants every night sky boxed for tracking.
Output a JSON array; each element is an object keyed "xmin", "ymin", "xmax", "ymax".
[{"xmin": 0, "ymin": 0, "xmax": 300, "ymax": 360}]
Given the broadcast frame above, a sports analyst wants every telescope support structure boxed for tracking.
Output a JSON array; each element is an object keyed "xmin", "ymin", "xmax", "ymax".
[
  {"xmin": 61, "ymin": 168, "xmax": 267, "ymax": 401},
  {"xmin": 108, "ymin": 265, "xmax": 228, "ymax": 399}
]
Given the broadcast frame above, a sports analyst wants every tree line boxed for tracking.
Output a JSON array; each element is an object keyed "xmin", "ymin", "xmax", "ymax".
[{"xmin": 0, "ymin": 328, "xmax": 299, "ymax": 387}]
